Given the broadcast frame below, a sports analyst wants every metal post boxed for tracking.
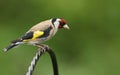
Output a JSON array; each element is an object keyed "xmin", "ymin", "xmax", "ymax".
[{"xmin": 26, "ymin": 46, "xmax": 59, "ymax": 75}]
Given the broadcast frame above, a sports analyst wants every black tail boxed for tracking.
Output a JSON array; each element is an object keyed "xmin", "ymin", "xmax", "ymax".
[{"xmin": 3, "ymin": 39, "xmax": 23, "ymax": 52}]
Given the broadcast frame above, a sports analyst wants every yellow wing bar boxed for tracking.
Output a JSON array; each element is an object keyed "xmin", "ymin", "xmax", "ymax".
[
  {"xmin": 23, "ymin": 31, "xmax": 44, "ymax": 42},
  {"xmin": 32, "ymin": 31, "xmax": 44, "ymax": 40}
]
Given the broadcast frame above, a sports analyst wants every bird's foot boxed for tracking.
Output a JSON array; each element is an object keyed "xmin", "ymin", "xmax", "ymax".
[{"xmin": 35, "ymin": 44, "xmax": 49, "ymax": 53}]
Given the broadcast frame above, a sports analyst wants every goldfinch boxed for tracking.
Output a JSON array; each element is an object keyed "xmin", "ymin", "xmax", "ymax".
[{"xmin": 3, "ymin": 18, "xmax": 69, "ymax": 52}]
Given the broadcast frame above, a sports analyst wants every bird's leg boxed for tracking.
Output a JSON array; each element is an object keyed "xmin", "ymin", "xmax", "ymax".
[{"xmin": 35, "ymin": 44, "xmax": 49, "ymax": 52}]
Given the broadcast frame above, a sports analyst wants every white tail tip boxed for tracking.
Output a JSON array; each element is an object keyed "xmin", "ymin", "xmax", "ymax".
[{"xmin": 3, "ymin": 48, "xmax": 8, "ymax": 52}]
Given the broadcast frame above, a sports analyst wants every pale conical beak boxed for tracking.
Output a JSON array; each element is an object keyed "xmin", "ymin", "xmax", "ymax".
[{"xmin": 63, "ymin": 24, "xmax": 70, "ymax": 29}]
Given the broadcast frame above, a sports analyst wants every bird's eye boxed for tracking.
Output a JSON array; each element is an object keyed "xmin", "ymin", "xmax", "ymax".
[
  {"xmin": 60, "ymin": 21, "xmax": 66, "ymax": 26},
  {"xmin": 60, "ymin": 19, "xmax": 66, "ymax": 26}
]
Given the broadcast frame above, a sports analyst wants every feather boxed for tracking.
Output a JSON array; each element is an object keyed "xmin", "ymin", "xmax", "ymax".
[
  {"xmin": 3, "ymin": 40, "xmax": 23, "ymax": 52},
  {"xmin": 22, "ymin": 31, "xmax": 44, "ymax": 42}
]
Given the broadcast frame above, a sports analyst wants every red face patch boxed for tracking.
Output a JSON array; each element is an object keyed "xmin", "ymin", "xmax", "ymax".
[
  {"xmin": 61, "ymin": 19, "xmax": 66, "ymax": 24},
  {"xmin": 58, "ymin": 19, "xmax": 67, "ymax": 29},
  {"xmin": 58, "ymin": 25, "xmax": 63, "ymax": 29}
]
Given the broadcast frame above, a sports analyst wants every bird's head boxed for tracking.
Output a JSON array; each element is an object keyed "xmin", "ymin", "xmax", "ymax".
[{"xmin": 51, "ymin": 18, "xmax": 69, "ymax": 30}]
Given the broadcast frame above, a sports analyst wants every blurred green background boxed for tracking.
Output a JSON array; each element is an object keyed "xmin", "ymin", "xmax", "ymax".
[{"xmin": 0, "ymin": 0, "xmax": 120, "ymax": 75}]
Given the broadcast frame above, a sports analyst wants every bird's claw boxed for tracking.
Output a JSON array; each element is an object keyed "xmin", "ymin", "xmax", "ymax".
[{"xmin": 35, "ymin": 44, "xmax": 49, "ymax": 53}]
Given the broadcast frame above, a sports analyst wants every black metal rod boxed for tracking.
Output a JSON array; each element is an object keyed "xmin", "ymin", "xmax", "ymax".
[
  {"xmin": 46, "ymin": 48, "xmax": 59, "ymax": 75},
  {"xmin": 26, "ymin": 47, "xmax": 59, "ymax": 75}
]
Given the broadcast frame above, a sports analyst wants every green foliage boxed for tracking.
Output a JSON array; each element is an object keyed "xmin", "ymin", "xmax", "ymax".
[{"xmin": 0, "ymin": 0, "xmax": 120, "ymax": 75}]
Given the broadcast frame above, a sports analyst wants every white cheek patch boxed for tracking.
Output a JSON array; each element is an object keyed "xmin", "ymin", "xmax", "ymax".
[
  {"xmin": 53, "ymin": 21, "xmax": 59, "ymax": 35},
  {"xmin": 54, "ymin": 21, "xmax": 59, "ymax": 29}
]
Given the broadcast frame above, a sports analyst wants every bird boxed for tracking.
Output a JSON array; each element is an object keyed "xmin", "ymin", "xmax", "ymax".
[{"xmin": 3, "ymin": 18, "xmax": 69, "ymax": 52}]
